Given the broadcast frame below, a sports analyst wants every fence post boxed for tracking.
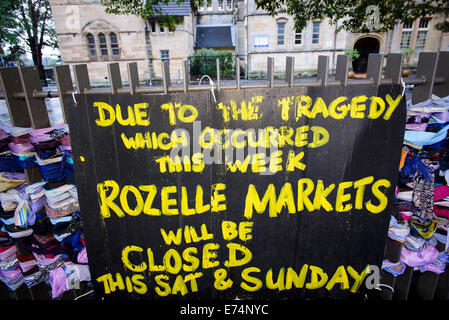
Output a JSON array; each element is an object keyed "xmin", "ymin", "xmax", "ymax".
[
  {"xmin": 235, "ymin": 57, "xmax": 240, "ymax": 90},
  {"xmin": 216, "ymin": 58, "xmax": 221, "ymax": 91},
  {"xmin": 127, "ymin": 62, "xmax": 139, "ymax": 95},
  {"xmin": 182, "ymin": 60, "xmax": 189, "ymax": 93},
  {"xmin": 54, "ymin": 65, "xmax": 74, "ymax": 123},
  {"xmin": 18, "ymin": 66, "xmax": 51, "ymax": 130},
  {"xmin": 267, "ymin": 57, "xmax": 274, "ymax": 88},
  {"xmin": 412, "ymin": 52, "xmax": 438, "ymax": 105},
  {"xmin": 335, "ymin": 55, "xmax": 349, "ymax": 86},
  {"xmin": 317, "ymin": 55, "xmax": 329, "ymax": 86},
  {"xmin": 0, "ymin": 67, "xmax": 30, "ymax": 127},
  {"xmin": 385, "ymin": 53, "xmax": 403, "ymax": 85},
  {"xmin": 0, "ymin": 66, "xmax": 52, "ymax": 299},
  {"xmin": 162, "ymin": 61, "xmax": 170, "ymax": 94},
  {"xmin": 73, "ymin": 64, "xmax": 91, "ymax": 94},
  {"xmin": 433, "ymin": 51, "xmax": 449, "ymax": 98},
  {"xmin": 366, "ymin": 53, "xmax": 384, "ymax": 85},
  {"xmin": 285, "ymin": 56, "xmax": 294, "ymax": 87},
  {"xmin": 107, "ymin": 63, "xmax": 122, "ymax": 94}
]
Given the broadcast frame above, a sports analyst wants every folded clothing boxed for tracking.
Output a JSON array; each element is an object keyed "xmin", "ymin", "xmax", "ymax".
[
  {"xmin": 409, "ymin": 216, "xmax": 438, "ymax": 239},
  {"xmin": 419, "ymin": 250, "xmax": 449, "ymax": 274},
  {"xmin": 388, "ymin": 215, "xmax": 410, "ymax": 243},
  {"xmin": 382, "ymin": 260, "xmax": 407, "ymax": 276},
  {"xmin": 0, "ymin": 172, "xmax": 26, "ymax": 193},
  {"xmin": 403, "ymin": 234, "xmax": 427, "ymax": 252},
  {"xmin": 401, "ymin": 243, "xmax": 439, "ymax": 267}
]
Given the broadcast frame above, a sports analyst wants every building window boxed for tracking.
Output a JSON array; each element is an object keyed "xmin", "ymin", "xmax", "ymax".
[
  {"xmin": 400, "ymin": 31, "xmax": 412, "ymax": 48},
  {"xmin": 161, "ymin": 50, "xmax": 169, "ymax": 63},
  {"xmin": 294, "ymin": 28, "xmax": 302, "ymax": 45},
  {"xmin": 277, "ymin": 22, "xmax": 285, "ymax": 45},
  {"xmin": 415, "ymin": 18, "xmax": 429, "ymax": 58},
  {"xmin": 160, "ymin": 24, "xmax": 165, "ymax": 32},
  {"xmin": 150, "ymin": 21, "xmax": 156, "ymax": 33},
  {"xmin": 403, "ymin": 21, "xmax": 414, "ymax": 29},
  {"xmin": 419, "ymin": 18, "xmax": 429, "ymax": 29},
  {"xmin": 312, "ymin": 22, "xmax": 320, "ymax": 44},
  {"xmin": 218, "ymin": 0, "xmax": 223, "ymax": 10},
  {"xmin": 110, "ymin": 32, "xmax": 119, "ymax": 56},
  {"xmin": 226, "ymin": 0, "xmax": 232, "ymax": 10},
  {"xmin": 86, "ymin": 33, "xmax": 96, "ymax": 56},
  {"xmin": 98, "ymin": 33, "xmax": 108, "ymax": 56}
]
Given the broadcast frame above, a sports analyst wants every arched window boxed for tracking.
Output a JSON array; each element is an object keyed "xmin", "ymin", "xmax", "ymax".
[
  {"xmin": 98, "ymin": 33, "xmax": 108, "ymax": 56},
  {"xmin": 110, "ymin": 32, "xmax": 119, "ymax": 56},
  {"xmin": 86, "ymin": 33, "xmax": 96, "ymax": 56}
]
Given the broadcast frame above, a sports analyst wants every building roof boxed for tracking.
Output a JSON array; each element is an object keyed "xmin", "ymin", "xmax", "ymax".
[
  {"xmin": 195, "ymin": 25, "xmax": 234, "ymax": 48},
  {"xmin": 152, "ymin": 1, "xmax": 191, "ymax": 16}
]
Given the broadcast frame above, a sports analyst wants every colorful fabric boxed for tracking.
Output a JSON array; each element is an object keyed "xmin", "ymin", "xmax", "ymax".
[{"xmin": 412, "ymin": 159, "xmax": 436, "ymax": 220}]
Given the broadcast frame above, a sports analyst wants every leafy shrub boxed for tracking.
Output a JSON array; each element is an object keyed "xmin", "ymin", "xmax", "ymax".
[{"xmin": 189, "ymin": 49, "xmax": 234, "ymax": 79}]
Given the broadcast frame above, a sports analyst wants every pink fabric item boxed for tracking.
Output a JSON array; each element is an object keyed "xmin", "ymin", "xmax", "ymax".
[
  {"xmin": 400, "ymin": 211, "xmax": 413, "ymax": 221},
  {"xmin": 8, "ymin": 141, "xmax": 33, "ymax": 154},
  {"xmin": 0, "ymin": 245, "xmax": 16, "ymax": 260},
  {"xmin": 434, "ymin": 185, "xmax": 449, "ymax": 202},
  {"xmin": 49, "ymin": 266, "xmax": 69, "ymax": 298},
  {"xmin": 406, "ymin": 123, "xmax": 428, "ymax": 131},
  {"xmin": 401, "ymin": 245, "xmax": 439, "ymax": 267},
  {"xmin": 30, "ymin": 124, "xmax": 66, "ymax": 143},
  {"xmin": 77, "ymin": 248, "xmax": 88, "ymax": 264},
  {"xmin": 434, "ymin": 206, "xmax": 449, "ymax": 218}
]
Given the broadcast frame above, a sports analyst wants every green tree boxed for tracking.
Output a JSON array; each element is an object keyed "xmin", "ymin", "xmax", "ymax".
[
  {"xmin": 0, "ymin": 0, "xmax": 20, "ymax": 56},
  {"xmin": 2, "ymin": 0, "xmax": 58, "ymax": 84},
  {"xmin": 255, "ymin": 0, "xmax": 449, "ymax": 33},
  {"xmin": 101, "ymin": 0, "xmax": 211, "ymax": 30}
]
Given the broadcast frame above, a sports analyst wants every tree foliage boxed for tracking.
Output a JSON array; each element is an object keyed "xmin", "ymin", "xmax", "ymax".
[
  {"xmin": 101, "ymin": 0, "xmax": 211, "ymax": 30},
  {"xmin": 1, "ymin": 0, "xmax": 57, "ymax": 81},
  {"xmin": 255, "ymin": 0, "xmax": 449, "ymax": 33},
  {"xmin": 101, "ymin": 0, "xmax": 449, "ymax": 33}
]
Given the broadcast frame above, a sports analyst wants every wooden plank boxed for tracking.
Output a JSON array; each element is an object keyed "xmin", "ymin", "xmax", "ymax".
[
  {"xmin": 335, "ymin": 55, "xmax": 349, "ymax": 86},
  {"xmin": 412, "ymin": 52, "xmax": 438, "ymax": 104},
  {"xmin": 317, "ymin": 55, "xmax": 329, "ymax": 86},
  {"xmin": 285, "ymin": 56, "xmax": 294, "ymax": 86},
  {"xmin": 54, "ymin": 65, "xmax": 74, "ymax": 123},
  {"xmin": 433, "ymin": 51, "xmax": 449, "ymax": 98},
  {"xmin": 0, "ymin": 67, "xmax": 31, "ymax": 127},
  {"xmin": 415, "ymin": 271, "xmax": 439, "ymax": 300},
  {"xmin": 385, "ymin": 53, "xmax": 403, "ymax": 85},
  {"xmin": 182, "ymin": 60, "xmax": 189, "ymax": 92},
  {"xmin": 107, "ymin": 63, "xmax": 122, "ymax": 94},
  {"xmin": 127, "ymin": 62, "xmax": 139, "ymax": 95},
  {"xmin": 216, "ymin": 58, "xmax": 221, "ymax": 91},
  {"xmin": 235, "ymin": 57, "xmax": 240, "ymax": 90},
  {"xmin": 435, "ymin": 264, "xmax": 449, "ymax": 300},
  {"xmin": 379, "ymin": 270, "xmax": 396, "ymax": 300},
  {"xmin": 393, "ymin": 266, "xmax": 414, "ymax": 300},
  {"xmin": 162, "ymin": 61, "xmax": 170, "ymax": 94},
  {"xmin": 383, "ymin": 237, "xmax": 402, "ymax": 262},
  {"xmin": 366, "ymin": 53, "xmax": 384, "ymax": 85},
  {"xmin": 267, "ymin": 57, "xmax": 274, "ymax": 88},
  {"xmin": 73, "ymin": 64, "xmax": 91, "ymax": 94},
  {"xmin": 18, "ymin": 66, "xmax": 50, "ymax": 129}
]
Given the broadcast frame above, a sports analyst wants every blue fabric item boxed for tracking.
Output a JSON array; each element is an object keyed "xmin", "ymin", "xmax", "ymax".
[
  {"xmin": 14, "ymin": 155, "xmax": 36, "ymax": 169},
  {"xmin": 404, "ymin": 123, "xmax": 449, "ymax": 146},
  {"xmin": 38, "ymin": 161, "xmax": 66, "ymax": 181},
  {"xmin": 0, "ymin": 154, "xmax": 24, "ymax": 172},
  {"xmin": 401, "ymin": 157, "xmax": 432, "ymax": 181},
  {"xmin": 36, "ymin": 150, "xmax": 58, "ymax": 160}
]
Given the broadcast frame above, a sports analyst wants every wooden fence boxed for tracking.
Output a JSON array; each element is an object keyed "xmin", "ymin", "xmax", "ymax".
[{"xmin": 0, "ymin": 52, "xmax": 448, "ymax": 300}]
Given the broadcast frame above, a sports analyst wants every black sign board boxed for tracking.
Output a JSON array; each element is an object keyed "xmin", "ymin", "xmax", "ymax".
[{"xmin": 66, "ymin": 83, "xmax": 406, "ymax": 300}]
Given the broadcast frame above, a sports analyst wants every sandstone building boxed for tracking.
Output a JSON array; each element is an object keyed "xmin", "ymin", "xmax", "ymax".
[{"xmin": 49, "ymin": 0, "xmax": 449, "ymax": 84}]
